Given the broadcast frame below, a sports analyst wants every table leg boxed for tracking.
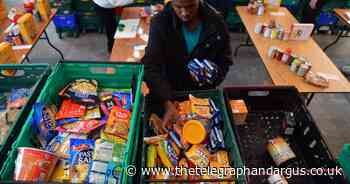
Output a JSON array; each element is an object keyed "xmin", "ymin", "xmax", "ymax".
[
  {"xmin": 305, "ymin": 93, "xmax": 315, "ymax": 106},
  {"xmin": 24, "ymin": 55, "xmax": 31, "ymax": 63},
  {"xmin": 234, "ymin": 34, "xmax": 253, "ymax": 57},
  {"xmin": 40, "ymin": 30, "xmax": 65, "ymax": 60},
  {"xmin": 323, "ymin": 29, "xmax": 344, "ymax": 51}
]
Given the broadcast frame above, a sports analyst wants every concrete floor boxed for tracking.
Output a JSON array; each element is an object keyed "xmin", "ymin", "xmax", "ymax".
[{"xmin": 5, "ymin": 0, "xmax": 350, "ymax": 158}]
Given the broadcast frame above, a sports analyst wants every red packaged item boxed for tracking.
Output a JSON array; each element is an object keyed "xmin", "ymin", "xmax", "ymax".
[
  {"xmin": 55, "ymin": 99, "xmax": 86, "ymax": 120},
  {"xmin": 104, "ymin": 106, "xmax": 131, "ymax": 139}
]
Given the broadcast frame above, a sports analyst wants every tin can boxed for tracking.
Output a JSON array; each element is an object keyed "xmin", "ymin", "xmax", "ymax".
[
  {"xmin": 264, "ymin": 27, "xmax": 272, "ymax": 38},
  {"xmin": 14, "ymin": 147, "xmax": 59, "ymax": 182},
  {"xmin": 270, "ymin": 29, "xmax": 278, "ymax": 39},
  {"xmin": 267, "ymin": 46, "xmax": 277, "ymax": 58},
  {"xmin": 255, "ymin": 23, "xmax": 263, "ymax": 34},
  {"xmin": 297, "ymin": 62, "xmax": 312, "ymax": 77},
  {"xmin": 268, "ymin": 174, "xmax": 289, "ymax": 184},
  {"xmin": 290, "ymin": 58, "xmax": 301, "ymax": 73},
  {"xmin": 283, "ymin": 30, "xmax": 290, "ymax": 41},
  {"xmin": 277, "ymin": 28, "xmax": 284, "ymax": 40},
  {"xmin": 286, "ymin": 54, "xmax": 296, "ymax": 65},
  {"xmin": 257, "ymin": 4, "xmax": 265, "ymax": 16},
  {"xmin": 276, "ymin": 49, "xmax": 283, "ymax": 61},
  {"xmin": 267, "ymin": 137, "xmax": 296, "ymax": 166},
  {"xmin": 260, "ymin": 24, "xmax": 267, "ymax": 34},
  {"xmin": 281, "ymin": 48, "xmax": 292, "ymax": 64}
]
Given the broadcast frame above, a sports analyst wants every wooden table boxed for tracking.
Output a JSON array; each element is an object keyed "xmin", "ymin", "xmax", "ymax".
[
  {"xmin": 0, "ymin": 9, "xmax": 63, "ymax": 63},
  {"xmin": 236, "ymin": 6, "xmax": 350, "ymax": 103},
  {"xmin": 323, "ymin": 8, "xmax": 350, "ymax": 51},
  {"xmin": 110, "ymin": 7, "xmax": 150, "ymax": 62}
]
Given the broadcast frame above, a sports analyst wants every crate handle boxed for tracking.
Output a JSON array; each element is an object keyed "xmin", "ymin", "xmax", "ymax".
[
  {"xmin": 248, "ymin": 90, "xmax": 270, "ymax": 96},
  {"xmin": 0, "ymin": 70, "xmax": 26, "ymax": 78},
  {"xmin": 89, "ymin": 67, "xmax": 116, "ymax": 75}
]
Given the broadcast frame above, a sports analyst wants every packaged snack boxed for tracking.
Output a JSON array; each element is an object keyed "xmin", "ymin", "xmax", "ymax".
[
  {"xmin": 56, "ymin": 99, "xmax": 86, "ymax": 120},
  {"xmin": 88, "ymin": 161, "xmax": 121, "ymax": 184},
  {"xmin": 104, "ymin": 106, "xmax": 131, "ymax": 139},
  {"xmin": 169, "ymin": 139, "xmax": 181, "ymax": 156},
  {"xmin": 56, "ymin": 119, "xmax": 106, "ymax": 134},
  {"xmin": 50, "ymin": 159, "xmax": 70, "ymax": 182},
  {"xmin": 210, "ymin": 150, "xmax": 230, "ymax": 168},
  {"xmin": 149, "ymin": 113, "xmax": 166, "ymax": 135},
  {"xmin": 185, "ymin": 144, "xmax": 209, "ymax": 167},
  {"xmin": 100, "ymin": 131, "xmax": 126, "ymax": 144},
  {"xmin": 112, "ymin": 91, "xmax": 132, "ymax": 110},
  {"xmin": 189, "ymin": 95, "xmax": 212, "ymax": 118},
  {"xmin": 112, "ymin": 142, "xmax": 126, "ymax": 165},
  {"xmin": 60, "ymin": 79, "xmax": 98, "ymax": 107},
  {"xmin": 100, "ymin": 95, "xmax": 116, "ymax": 116},
  {"xmin": 46, "ymin": 133, "xmax": 87, "ymax": 158},
  {"xmin": 7, "ymin": 88, "xmax": 31, "ymax": 109},
  {"xmin": 56, "ymin": 118, "xmax": 79, "ymax": 127},
  {"xmin": 32, "ymin": 103, "xmax": 57, "ymax": 147},
  {"xmin": 83, "ymin": 107, "xmax": 101, "ymax": 120},
  {"xmin": 6, "ymin": 108, "xmax": 21, "ymax": 124},
  {"xmin": 177, "ymin": 100, "xmax": 191, "ymax": 115},
  {"xmin": 93, "ymin": 139, "xmax": 114, "ymax": 162},
  {"xmin": 157, "ymin": 140, "xmax": 178, "ymax": 167},
  {"xmin": 14, "ymin": 147, "xmax": 59, "ymax": 182},
  {"xmin": 144, "ymin": 134, "xmax": 168, "ymax": 145},
  {"xmin": 69, "ymin": 139, "xmax": 95, "ymax": 183},
  {"xmin": 146, "ymin": 145, "xmax": 157, "ymax": 168},
  {"xmin": 169, "ymin": 130, "xmax": 183, "ymax": 150},
  {"xmin": 267, "ymin": 137, "xmax": 296, "ymax": 166},
  {"xmin": 208, "ymin": 126, "xmax": 225, "ymax": 153}
]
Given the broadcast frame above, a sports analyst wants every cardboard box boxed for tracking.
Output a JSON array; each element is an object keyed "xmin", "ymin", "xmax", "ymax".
[
  {"xmin": 17, "ymin": 13, "xmax": 37, "ymax": 44},
  {"xmin": 37, "ymin": 0, "xmax": 51, "ymax": 21},
  {"xmin": 0, "ymin": 42, "xmax": 19, "ymax": 76},
  {"xmin": 229, "ymin": 99, "xmax": 248, "ymax": 125}
]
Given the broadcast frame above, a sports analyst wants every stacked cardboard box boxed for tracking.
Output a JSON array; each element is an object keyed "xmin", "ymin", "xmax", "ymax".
[{"xmin": 0, "ymin": 0, "xmax": 7, "ymax": 22}]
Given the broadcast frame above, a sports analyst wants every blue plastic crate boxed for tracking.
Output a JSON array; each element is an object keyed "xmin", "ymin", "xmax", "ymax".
[
  {"xmin": 53, "ymin": 14, "xmax": 77, "ymax": 29},
  {"xmin": 316, "ymin": 12, "xmax": 338, "ymax": 28}
]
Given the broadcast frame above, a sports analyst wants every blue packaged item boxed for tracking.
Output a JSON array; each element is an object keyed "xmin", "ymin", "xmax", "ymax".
[
  {"xmin": 208, "ymin": 126, "xmax": 225, "ymax": 153},
  {"xmin": 69, "ymin": 138, "xmax": 95, "ymax": 183},
  {"xmin": 112, "ymin": 91, "xmax": 132, "ymax": 110},
  {"xmin": 56, "ymin": 117, "xmax": 80, "ymax": 127},
  {"xmin": 32, "ymin": 103, "xmax": 58, "ymax": 147}
]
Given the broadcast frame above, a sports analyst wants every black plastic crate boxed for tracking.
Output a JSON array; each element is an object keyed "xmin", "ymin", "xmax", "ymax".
[
  {"xmin": 139, "ymin": 90, "xmax": 246, "ymax": 184},
  {"xmin": 223, "ymin": 86, "xmax": 347, "ymax": 184}
]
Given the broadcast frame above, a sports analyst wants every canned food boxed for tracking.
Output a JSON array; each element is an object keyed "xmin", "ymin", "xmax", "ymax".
[
  {"xmin": 297, "ymin": 62, "xmax": 312, "ymax": 77},
  {"xmin": 276, "ymin": 49, "xmax": 283, "ymax": 61},
  {"xmin": 264, "ymin": 27, "xmax": 272, "ymax": 38},
  {"xmin": 255, "ymin": 23, "xmax": 263, "ymax": 34},
  {"xmin": 267, "ymin": 46, "xmax": 277, "ymax": 58},
  {"xmin": 290, "ymin": 58, "xmax": 301, "ymax": 73},
  {"xmin": 270, "ymin": 29, "xmax": 278, "ymax": 39},
  {"xmin": 283, "ymin": 30, "xmax": 290, "ymax": 41},
  {"xmin": 14, "ymin": 147, "xmax": 59, "ymax": 182},
  {"xmin": 277, "ymin": 29, "xmax": 284, "ymax": 40},
  {"xmin": 267, "ymin": 137, "xmax": 296, "ymax": 166},
  {"xmin": 286, "ymin": 54, "xmax": 297, "ymax": 65}
]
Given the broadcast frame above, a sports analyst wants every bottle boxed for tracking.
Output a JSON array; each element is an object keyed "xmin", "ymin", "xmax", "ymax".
[{"xmin": 257, "ymin": 0, "xmax": 265, "ymax": 16}]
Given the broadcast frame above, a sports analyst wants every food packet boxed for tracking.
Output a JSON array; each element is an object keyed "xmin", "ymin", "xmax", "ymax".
[
  {"xmin": 88, "ymin": 162, "xmax": 122, "ymax": 184},
  {"xmin": 7, "ymin": 88, "xmax": 31, "ymax": 109},
  {"xmin": 0, "ymin": 111, "xmax": 9, "ymax": 144},
  {"xmin": 56, "ymin": 118, "xmax": 80, "ymax": 127},
  {"xmin": 147, "ymin": 145, "xmax": 157, "ymax": 168},
  {"xmin": 83, "ymin": 107, "xmax": 101, "ymax": 120},
  {"xmin": 69, "ymin": 139, "xmax": 95, "ymax": 183},
  {"xmin": 185, "ymin": 144, "xmax": 209, "ymax": 167},
  {"xmin": 189, "ymin": 95, "xmax": 212, "ymax": 119},
  {"xmin": 112, "ymin": 91, "xmax": 132, "ymax": 110},
  {"xmin": 46, "ymin": 133, "xmax": 87, "ymax": 159},
  {"xmin": 112, "ymin": 142, "xmax": 126, "ymax": 165},
  {"xmin": 32, "ymin": 103, "xmax": 57, "ymax": 147},
  {"xmin": 144, "ymin": 134, "xmax": 168, "ymax": 145},
  {"xmin": 209, "ymin": 150, "xmax": 230, "ymax": 168},
  {"xmin": 149, "ymin": 113, "xmax": 166, "ymax": 135},
  {"xmin": 56, "ymin": 119, "xmax": 107, "ymax": 134},
  {"xmin": 104, "ymin": 106, "xmax": 131, "ymax": 139},
  {"xmin": 6, "ymin": 108, "xmax": 20, "ymax": 124},
  {"xmin": 100, "ymin": 131, "xmax": 126, "ymax": 144},
  {"xmin": 56, "ymin": 99, "xmax": 86, "ymax": 120},
  {"xmin": 60, "ymin": 79, "xmax": 98, "ymax": 107},
  {"xmin": 100, "ymin": 95, "xmax": 116, "ymax": 116},
  {"xmin": 177, "ymin": 100, "xmax": 192, "ymax": 116},
  {"xmin": 157, "ymin": 140, "xmax": 178, "ymax": 167},
  {"xmin": 50, "ymin": 159, "xmax": 70, "ymax": 182}
]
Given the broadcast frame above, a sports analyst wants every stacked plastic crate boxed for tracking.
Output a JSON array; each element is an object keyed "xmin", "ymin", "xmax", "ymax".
[
  {"xmin": 74, "ymin": 0, "xmax": 103, "ymax": 33},
  {"xmin": 52, "ymin": 0, "xmax": 79, "ymax": 39}
]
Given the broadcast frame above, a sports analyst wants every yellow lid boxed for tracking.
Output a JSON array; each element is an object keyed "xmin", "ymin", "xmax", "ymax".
[{"xmin": 183, "ymin": 120, "xmax": 206, "ymax": 144}]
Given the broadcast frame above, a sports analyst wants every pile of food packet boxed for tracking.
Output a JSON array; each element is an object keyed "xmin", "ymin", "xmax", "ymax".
[
  {"xmin": 144, "ymin": 95, "xmax": 235, "ymax": 182},
  {"xmin": 0, "ymin": 88, "xmax": 32, "ymax": 144},
  {"xmin": 187, "ymin": 59, "xmax": 220, "ymax": 87},
  {"xmin": 14, "ymin": 79, "xmax": 134, "ymax": 183}
]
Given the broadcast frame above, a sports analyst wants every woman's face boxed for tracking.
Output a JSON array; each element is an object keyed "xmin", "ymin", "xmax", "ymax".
[{"xmin": 172, "ymin": 0, "xmax": 200, "ymax": 22}]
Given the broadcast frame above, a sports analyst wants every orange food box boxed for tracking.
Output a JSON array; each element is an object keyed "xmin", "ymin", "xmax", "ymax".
[
  {"xmin": 37, "ymin": 0, "xmax": 51, "ymax": 21},
  {"xmin": 229, "ymin": 99, "xmax": 248, "ymax": 125},
  {"xmin": 0, "ymin": 42, "xmax": 19, "ymax": 76},
  {"xmin": 0, "ymin": 0, "xmax": 7, "ymax": 21}
]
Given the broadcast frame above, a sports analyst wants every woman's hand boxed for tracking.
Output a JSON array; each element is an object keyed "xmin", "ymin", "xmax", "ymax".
[{"xmin": 162, "ymin": 100, "xmax": 178, "ymax": 130}]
